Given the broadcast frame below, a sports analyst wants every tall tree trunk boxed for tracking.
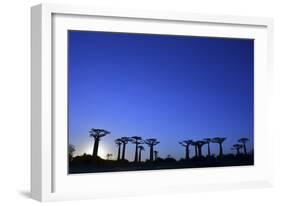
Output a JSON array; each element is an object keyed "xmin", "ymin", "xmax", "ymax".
[
  {"xmin": 207, "ymin": 143, "xmax": 211, "ymax": 157},
  {"xmin": 154, "ymin": 152, "xmax": 158, "ymax": 160},
  {"xmin": 122, "ymin": 143, "xmax": 126, "ymax": 160},
  {"xmin": 150, "ymin": 146, "xmax": 153, "ymax": 161},
  {"xmin": 219, "ymin": 143, "xmax": 223, "ymax": 157},
  {"xmin": 198, "ymin": 146, "xmax": 202, "ymax": 157},
  {"xmin": 236, "ymin": 148, "xmax": 240, "ymax": 155},
  {"xmin": 134, "ymin": 143, "xmax": 138, "ymax": 162},
  {"xmin": 92, "ymin": 139, "xmax": 99, "ymax": 159},
  {"xmin": 243, "ymin": 143, "xmax": 247, "ymax": 154},
  {"xmin": 117, "ymin": 145, "xmax": 121, "ymax": 161},
  {"xmin": 138, "ymin": 150, "xmax": 142, "ymax": 162},
  {"xmin": 185, "ymin": 146, "xmax": 189, "ymax": 160}
]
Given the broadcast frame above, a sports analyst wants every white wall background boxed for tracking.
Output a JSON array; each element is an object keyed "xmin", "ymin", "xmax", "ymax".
[{"xmin": 0, "ymin": 0, "xmax": 280, "ymax": 205}]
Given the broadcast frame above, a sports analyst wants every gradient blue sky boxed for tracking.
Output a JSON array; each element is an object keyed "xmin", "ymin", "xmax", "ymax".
[{"xmin": 68, "ymin": 30, "xmax": 254, "ymax": 161}]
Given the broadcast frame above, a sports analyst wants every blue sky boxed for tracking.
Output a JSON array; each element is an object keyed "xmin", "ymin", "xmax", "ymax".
[{"xmin": 68, "ymin": 30, "xmax": 254, "ymax": 161}]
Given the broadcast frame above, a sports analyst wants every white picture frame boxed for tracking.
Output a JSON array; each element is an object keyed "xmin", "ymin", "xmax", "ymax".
[{"xmin": 31, "ymin": 3, "xmax": 274, "ymax": 202}]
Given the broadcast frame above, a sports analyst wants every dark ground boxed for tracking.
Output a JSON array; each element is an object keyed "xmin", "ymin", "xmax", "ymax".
[{"xmin": 69, "ymin": 154, "xmax": 254, "ymax": 174}]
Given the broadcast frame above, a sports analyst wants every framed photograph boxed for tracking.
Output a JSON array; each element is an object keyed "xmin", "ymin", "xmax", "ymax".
[{"xmin": 31, "ymin": 3, "xmax": 274, "ymax": 201}]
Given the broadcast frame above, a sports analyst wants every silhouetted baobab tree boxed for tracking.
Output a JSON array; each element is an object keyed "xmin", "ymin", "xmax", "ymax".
[
  {"xmin": 89, "ymin": 128, "xmax": 110, "ymax": 159},
  {"xmin": 196, "ymin": 140, "xmax": 206, "ymax": 158},
  {"xmin": 238, "ymin": 137, "xmax": 249, "ymax": 154},
  {"xmin": 138, "ymin": 145, "xmax": 145, "ymax": 162},
  {"xmin": 120, "ymin": 137, "xmax": 131, "ymax": 160},
  {"xmin": 191, "ymin": 141, "xmax": 198, "ymax": 158},
  {"xmin": 115, "ymin": 138, "xmax": 122, "ymax": 161},
  {"xmin": 130, "ymin": 136, "xmax": 143, "ymax": 162},
  {"xmin": 203, "ymin": 138, "xmax": 212, "ymax": 158},
  {"xmin": 154, "ymin": 150, "xmax": 159, "ymax": 160},
  {"xmin": 144, "ymin": 138, "xmax": 160, "ymax": 161},
  {"xmin": 179, "ymin": 140, "xmax": 193, "ymax": 160},
  {"xmin": 232, "ymin": 144, "xmax": 243, "ymax": 155},
  {"xmin": 211, "ymin": 137, "xmax": 226, "ymax": 157}
]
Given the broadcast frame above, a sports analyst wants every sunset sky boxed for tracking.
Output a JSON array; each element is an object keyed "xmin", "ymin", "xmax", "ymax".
[{"xmin": 68, "ymin": 30, "xmax": 254, "ymax": 161}]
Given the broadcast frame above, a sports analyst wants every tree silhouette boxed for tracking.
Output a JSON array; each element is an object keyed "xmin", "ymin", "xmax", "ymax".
[
  {"xmin": 191, "ymin": 141, "xmax": 198, "ymax": 158},
  {"xmin": 203, "ymin": 138, "xmax": 212, "ymax": 158},
  {"xmin": 130, "ymin": 136, "xmax": 143, "ymax": 162},
  {"xmin": 232, "ymin": 144, "xmax": 243, "ymax": 155},
  {"xmin": 114, "ymin": 138, "xmax": 122, "ymax": 161},
  {"xmin": 68, "ymin": 144, "xmax": 75, "ymax": 161},
  {"xmin": 144, "ymin": 138, "xmax": 160, "ymax": 161},
  {"xmin": 211, "ymin": 137, "xmax": 226, "ymax": 157},
  {"xmin": 89, "ymin": 128, "xmax": 110, "ymax": 159},
  {"xmin": 195, "ymin": 140, "xmax": 206, "ymax": 158},
  {"xmin": 138, "ymin": 145, "xmax": 145, "ymax": 162},
  {"xmin": 106, "ymin": 153, "xmax": 113, "ymax": 160},
  {"xmin": 120, "ymin": 137, "xmax": 131, "ymax": 160},
  {"xmin": 238, "ymin": 138, "xmax": 249, "ymax": 155},
  {"xmin": 154, "ymin": 150, "xmax": 159, "ymax": 161},
  {"xmin": 165, "ymin": 155, "xmax": 176, "ymax": 162},
  {"xmin": 179, "ymin": 140, "xmax": 193, "ymax": 160}
]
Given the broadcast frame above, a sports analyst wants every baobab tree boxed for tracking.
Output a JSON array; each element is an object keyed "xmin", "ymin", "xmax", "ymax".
[
  {"xmin": 115, "ymin": 138, "xmax": 122, "ymax": 161},
  {"xmin": 195, "ymin": 140, "xmax": 206, "ymax": 158},
  {"xmin": 211, "ymin": 137, "xmax": 226, "ymax": 158},
  {"xmin": 89, "ymin": 128, "xmax": 110, "ymax": 160},
  {"xmin": 120, "ymin": 137, "xmax": 131, "ymax": 160},
  {"xmin": 138, "ymin": 145, "xmax": 145, "ymax": 162},
  {"xmin": 191, "ymin": 141, "xmax": 198, "ymax": 158},
  {"xmin": 144, "ymin": 138, "xmax": 160, "ymax": 161},
  {"xmin": 232, "ymin": 144, "xmax": 243, "ymax": 155},
  {"xmin": 203, "ymin": 138, "xmax": 212, "ymax": 158},
  {"xmin": 179, "ymin": 140, "xmax": 193, "ymax": 160},
  {"xmin": 130, "ymin": 136, "xmax": 143, "ymax": 162},
  {"xmin": 238, "ymin": 137, "xmax": 249, "ymax": 154},
  {"xmin": 154, "ymin": 150, "xmax": 159, "ymax": 161}
]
